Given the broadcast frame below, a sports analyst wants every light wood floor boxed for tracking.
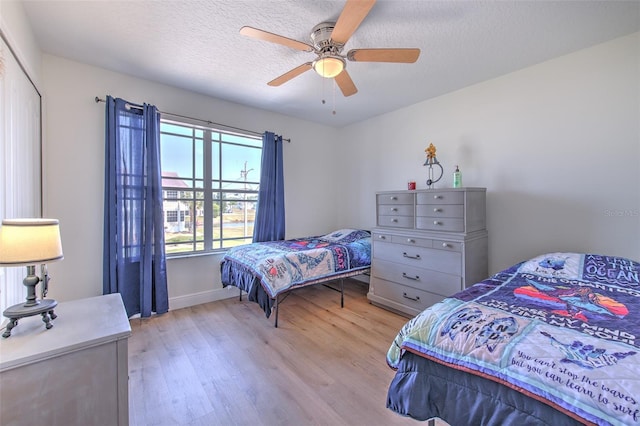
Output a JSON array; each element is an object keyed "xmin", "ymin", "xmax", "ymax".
[{"xmin": 127, "ymin": 279, "xmax": 420, "ymax": 426}]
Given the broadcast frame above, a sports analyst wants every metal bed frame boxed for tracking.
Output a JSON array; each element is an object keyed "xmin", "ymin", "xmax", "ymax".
[{"xmin": 238, "ymin": 267, "xmax": 370, "ymax": 327}]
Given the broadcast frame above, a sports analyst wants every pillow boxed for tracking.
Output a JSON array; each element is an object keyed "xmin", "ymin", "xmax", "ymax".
[
  {"xmin": 517, "ymin": 252, "xmax": 583, "ymax": 280},
  {"xmin": 319, "ymin": 229, "xmax": 370, "ymax": 243}
]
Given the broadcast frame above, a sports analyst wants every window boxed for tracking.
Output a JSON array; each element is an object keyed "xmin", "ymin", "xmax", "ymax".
[
  {"xmin": 166, "ymin": 211, "xmax": 178, "ymax": 223},
  {"xmin": 160, "ymin": 119, "xmax": 262, "ymax": 255}
]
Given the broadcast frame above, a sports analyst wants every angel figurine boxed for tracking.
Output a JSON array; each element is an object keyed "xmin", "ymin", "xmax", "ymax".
[
  {"xmin": 425, "ymin": 143, "xmax": 437, "ymax": 161},
  {"xmin": 423, "ymin": 142, "xmax": 443, "ymax": 188}
]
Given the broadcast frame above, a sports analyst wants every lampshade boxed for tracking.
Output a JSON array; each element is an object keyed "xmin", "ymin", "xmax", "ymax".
[
  {"xmin": 313, "ymin": 56, "xmax": 345, "ymax": 78},
  {"xmin": 0, "ymin": 218, "xmax": 64, "ymax": 266}
]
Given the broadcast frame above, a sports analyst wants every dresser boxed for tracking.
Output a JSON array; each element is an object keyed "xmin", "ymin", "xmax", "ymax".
[
  {"xmin": 368, "ymin": 188, "xmax": 488, "ymax": 317},
  {"xmin": 0, "ymin": 293, "xmax": 131, "ymax": 426}
]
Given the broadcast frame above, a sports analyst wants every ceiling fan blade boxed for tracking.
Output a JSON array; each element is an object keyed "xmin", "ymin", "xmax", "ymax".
[
  {"xmin": 240, "ymin": 26, "xmax": 313, "ymax": 52},
  {"xmin": 334, "ymin": 70, "xmax": 358, "ymax": 97},
  {"xmin": 268, "ymin": 63, "xmax": 313, "ymax": 86},
  {"xmin": 330, "ymin": 0, "xmax": 376, "ymax": 45},
  {"xmin": 347, "ymin": 48, "xmax": 421, "ymax": 63}
]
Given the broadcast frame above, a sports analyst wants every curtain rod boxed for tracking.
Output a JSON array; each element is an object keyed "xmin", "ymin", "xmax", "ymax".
[{"xmin": 94, "ymin": 97, "xmax": 290, "ymax": 143}]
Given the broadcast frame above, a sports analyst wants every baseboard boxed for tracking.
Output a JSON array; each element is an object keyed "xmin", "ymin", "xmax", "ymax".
[
  {"xmin": 168, "ymin": 286, "xmax": 239, "ymax": 311},
  {"xmin": 169, "ymin": 274, "xmax": 370, "ymax": 311},
  {"xmin": 350, "ymin": 273, "xmax": 370, "ymax": 284}
]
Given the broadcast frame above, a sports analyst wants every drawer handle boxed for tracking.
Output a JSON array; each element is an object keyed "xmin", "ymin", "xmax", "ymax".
[
  {"xmin": 402, "ymin": 272, "xmax": 420, "ymax": 281},
  {"xmin": 407, "ymin": 238, "xmax": 415, "ymax": 243},
  {"xmin": 433, "ymin": 195, "xmax": 441, "ymax": 199},
  {"xmin": 391, "ymin": 218, "xmax": 398, "ymax": 223},
  {"xmin": 442, "ymin": 242, "xmax": 450, "ymax": 248},
  {"xmin": 433, "ymin": 208, "xmax": 441, "ymax": 213},
  {"xmin": 433, "ymin": 221, "xmax": 442, "ymax": 225},
  {"xmin": 403, "ymin": 292, "xmax": 421, "ymax": 302},
  {"xmin": 402, "ymin": 252, "xmax": 421, "ymax": 260},
  {"xmin": 378, "ymin": 235, "xmax": 386, "ymax": 240},
  {"xmin": 391, "ymin": 207, "xmax": 398, "ymax": 212},
  {"xmin": 390, "ymin": 196, "xmax": 397, "ymax": 200}
]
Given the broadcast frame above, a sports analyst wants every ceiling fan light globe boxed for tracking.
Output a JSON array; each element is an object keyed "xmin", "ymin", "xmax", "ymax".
[{"xmin": 313, "ymin": 56, "xmax": 345, "ymax": 78}]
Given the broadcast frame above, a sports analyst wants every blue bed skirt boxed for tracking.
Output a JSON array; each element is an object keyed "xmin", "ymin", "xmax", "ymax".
[
  {"xmin": 221, "ymin": 259, "xmax": 275, "ymax": 317},
  {"xmin": 388, "ymin": 351, "xmax": 584, "ymax": 425}
]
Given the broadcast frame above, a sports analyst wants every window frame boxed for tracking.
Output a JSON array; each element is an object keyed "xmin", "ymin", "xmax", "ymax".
[{"xmin": 160, "ymin": 118, "xmax": 262, "ymax": 257}]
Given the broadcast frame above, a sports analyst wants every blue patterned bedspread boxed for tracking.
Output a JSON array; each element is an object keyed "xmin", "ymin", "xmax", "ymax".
[
  {"xmin": 221, "ymin": 229, "xmax": 371, "ymax": 298},
  {"xmin": 388, "ymin": 253, "xmax": 640, "ymax": 425}
]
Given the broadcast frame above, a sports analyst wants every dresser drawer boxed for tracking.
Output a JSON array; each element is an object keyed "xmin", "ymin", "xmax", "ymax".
[
  {"xmin": 374, "ymin": 241, "xmax": 462, "ymax": 275},
  {"xmin": 417, "ymin": 191, "xmax": 464, "ymax": 205},
  {"xmin": 377, "ymin": 193, "xmax": 414, "ymax": 205},
  {"xmin": 373, "ymin": 259, "xmax": 461, "ymax": 296},
  {"xmin": 372, "ymin": 278, "xmax": 447, "ymax": 312},
  {"xmin": 377, "ymin": 215, "xmax": 414, "ymax": 228},
  {"xmin": 372, "ymin": 232, "xmax": 394, "ymax": 243},
  {"xmin": 416, "ymin": 217, "xmax": 464, "ymax": 232},
  {"xmin": 391, "ymin": 234, "xmax": 432, "ymax": 248},
  {"xmin": 432, "ymin": 239, "xmax": 462, "ymax": 251},
  {"xmin": 416, "ymin": 204, "xmax": 464, "ymax": 219},
  {"xmin": 378, "ymin": 204, "xmax": 414, "ymax": 216}
]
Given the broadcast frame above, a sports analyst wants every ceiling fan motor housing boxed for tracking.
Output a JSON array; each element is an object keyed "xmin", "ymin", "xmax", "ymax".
[
  {"xmin": 311, "ymin": 22, "xmax": 343, "ymax": 54},
  {"xmin": 310, "ymin": 21, "xmax": 346, "ymax": 78}
]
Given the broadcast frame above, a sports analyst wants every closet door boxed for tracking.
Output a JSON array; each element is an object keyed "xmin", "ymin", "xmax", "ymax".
[{"xmin": 0, "ymin": 36, "xmax": 43, "ymax": 312}]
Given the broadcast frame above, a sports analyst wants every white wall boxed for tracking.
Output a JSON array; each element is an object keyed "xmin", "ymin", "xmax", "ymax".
[
  {"xmin": 0, "ymin": 0, "xmax": 42, "ymax": 84},
  {"xmin": 41, "ymin": 55, "xmax": 340, "ymax": 306},
  {"xmin": 338, "ymin": 33, "xmax": 640, "ymax": 273}
]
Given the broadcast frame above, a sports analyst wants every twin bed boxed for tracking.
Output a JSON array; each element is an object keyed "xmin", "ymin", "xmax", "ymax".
[
  {"xmin": 220, "ymin": 229, "xmax": 371, "ymax": 327},
  {"xmin": 386, "ymin": 252, "xmax": 640, "ymax": 425}
]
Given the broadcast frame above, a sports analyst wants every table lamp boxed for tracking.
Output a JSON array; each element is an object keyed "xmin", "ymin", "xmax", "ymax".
[{"xmin": 0, "ymin": 218, "xmax": 64, "ymax": 338}]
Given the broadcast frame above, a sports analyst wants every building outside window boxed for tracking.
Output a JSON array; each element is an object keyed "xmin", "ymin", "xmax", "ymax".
[{"xmin": 160, "ymin": 119, "xmax": 262, "ymax": 255}]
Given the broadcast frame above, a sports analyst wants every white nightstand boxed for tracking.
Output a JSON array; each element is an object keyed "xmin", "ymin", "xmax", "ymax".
[{"xmin": 0, "ymin": 293, "xmax": 131, "ymax": 426}]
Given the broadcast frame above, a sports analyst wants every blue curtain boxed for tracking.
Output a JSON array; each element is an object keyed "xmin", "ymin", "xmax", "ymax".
[
  {"xmin": 253, "ymin": 131, "xmax": 285, "ymax": 242},
  {"xmin": 103, "ymin": 96, "xmax": 168, "ymax": 318}
]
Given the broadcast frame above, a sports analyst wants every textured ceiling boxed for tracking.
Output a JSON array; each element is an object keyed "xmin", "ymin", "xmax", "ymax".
[{"xmin": 21, "ymin": 0, "xmax": 640, "ymax": 127}]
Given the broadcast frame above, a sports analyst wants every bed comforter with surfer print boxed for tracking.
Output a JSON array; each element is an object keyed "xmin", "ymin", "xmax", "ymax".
[{"xmin": 387, "ymin": 253, "xmax": 640, "ymax": 425}]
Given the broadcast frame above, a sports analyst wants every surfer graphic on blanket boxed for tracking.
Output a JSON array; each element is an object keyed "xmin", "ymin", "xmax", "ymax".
[
  {"xmin": 540, "ymin": 331, "xmax": 636, "ymax": 369},
  {"xmin": 514, "ymin": 278, "xmax": 629, "ymax": 322}
]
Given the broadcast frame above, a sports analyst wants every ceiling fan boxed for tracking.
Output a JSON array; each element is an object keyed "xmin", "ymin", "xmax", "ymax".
[{"xmin": 240, "ymin": 0, "xmax": 420, "ymax": 97}]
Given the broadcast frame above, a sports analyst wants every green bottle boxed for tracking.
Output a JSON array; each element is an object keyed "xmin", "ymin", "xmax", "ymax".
[{"xmin": 453, "ymin": 165, "xmax": 462, "ymax": 188}]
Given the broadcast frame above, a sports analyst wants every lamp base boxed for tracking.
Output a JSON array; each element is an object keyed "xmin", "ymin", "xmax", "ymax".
[{"xmin": 2, "ymin": 299, "xmax": 57, "ymax": 338}]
